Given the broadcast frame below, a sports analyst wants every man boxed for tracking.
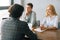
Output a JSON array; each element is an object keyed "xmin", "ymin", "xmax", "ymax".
[
  {"xmin": 1, "ymin": 4, "xmax": 38, "ymax": 40},
  {"xmin": 20, "ymin": 3, "xmax": 36, "ymax": 29}
]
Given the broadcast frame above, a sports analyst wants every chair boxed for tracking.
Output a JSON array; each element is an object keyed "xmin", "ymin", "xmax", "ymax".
[{"xmin": 58, "ymin": 22, "xmax": 60, "ymax": 29}]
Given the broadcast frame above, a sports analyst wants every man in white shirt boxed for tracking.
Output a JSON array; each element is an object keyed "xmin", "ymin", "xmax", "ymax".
[{"xmin": 20, "ymin": 3, "xmax": 36, "ymax": 29}]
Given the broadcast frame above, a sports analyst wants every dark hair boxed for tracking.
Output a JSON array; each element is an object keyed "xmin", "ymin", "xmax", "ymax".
[
  {"xmin": 27, "ymin": 3, "xmax": 33, "ymax": 8},
  {"xmin": 8, "ymin": 4, "xmax": 24, "ymax": 18}
]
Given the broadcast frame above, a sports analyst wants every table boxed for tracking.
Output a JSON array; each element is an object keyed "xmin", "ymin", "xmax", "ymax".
[{"xmin": 32, "ymin": 27, "xmax": 60, "ymax": 40}]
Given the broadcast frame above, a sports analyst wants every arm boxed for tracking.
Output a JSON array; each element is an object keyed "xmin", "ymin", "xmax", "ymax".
[
  {"xmin": 47, "ymin": 16, "xmax": 58, "ymax": 30},
  {"xmin": 40, "ymin": 17, "xmax": 46, "ymax": 26},
  {"xmin": 40, "ymin": 17, "xmax": 47, "ymax": 30},
  {"xmin": 46, "ymin": 26, "xmax": 57, "ymax": 30},
  {"xmin": 24, "ymin": 22, "xmax": 38, "ymax": 40},
  {"xmin": 30, "ymin": 12, "xmax": 36, "ymax": 26},
  {"xmin": 53, "ymin": 16, "xmax": 58, "ymax": 28}
]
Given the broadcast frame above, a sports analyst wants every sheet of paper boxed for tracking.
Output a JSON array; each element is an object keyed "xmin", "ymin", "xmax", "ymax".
[{"xmin": 34, "ymin": 28, "xmax": 45, "ymax": 32}]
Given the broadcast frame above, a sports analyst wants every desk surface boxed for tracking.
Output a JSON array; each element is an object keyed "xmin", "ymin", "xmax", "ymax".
[{"xmin": 34, "ymin": 29, "xmax": 60, "ymax": 40}]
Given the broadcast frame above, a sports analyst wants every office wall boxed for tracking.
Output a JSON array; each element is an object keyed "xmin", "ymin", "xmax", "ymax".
[
  {"xmin": 14, "ymin": 0, "xmax": 21, "ymax": 4},
  {"xmin": 14, "ymin": 0, "xmax": 25, "ymax": 6},
  {"xmin": 23, "ymin": 0, "xmax": 60, "ymax": 21},
  {"xmin": 14, "ymin": 0, "xmax": 60, "ymax": 21}
]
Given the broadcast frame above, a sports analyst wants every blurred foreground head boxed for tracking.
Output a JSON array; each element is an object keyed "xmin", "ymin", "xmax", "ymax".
[{"xmin": 8, "ymin": 4, "xmax": 24, "ymax": 18}]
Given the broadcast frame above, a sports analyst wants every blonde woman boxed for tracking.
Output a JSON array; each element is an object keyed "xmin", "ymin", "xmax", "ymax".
[{"xmin": 40, "ymin": 4, "xmax": 58, "ymax": 30}]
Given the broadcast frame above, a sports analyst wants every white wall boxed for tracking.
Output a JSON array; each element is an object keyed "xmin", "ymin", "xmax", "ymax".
[
  {"xmin": 14, "ymin": 0, "xmax": 60, "ymax": 21},
  {"xmin": 14, "ymin": 0, "xmax": 21, "ymax": 4},
  {"xmin": 23, "ymin": 0, "xmax": 60, "ymax": 21}
]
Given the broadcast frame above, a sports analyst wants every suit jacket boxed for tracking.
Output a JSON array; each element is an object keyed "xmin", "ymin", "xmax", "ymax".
[{"xmin": 1, "ymin": 17, "xmax": 38, "ymax": 40}]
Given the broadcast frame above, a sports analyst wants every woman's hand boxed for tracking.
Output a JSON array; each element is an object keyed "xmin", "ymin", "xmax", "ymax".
[{"xmin": 40, "ymin": 25, "xmax": 47, "ymax": 30}]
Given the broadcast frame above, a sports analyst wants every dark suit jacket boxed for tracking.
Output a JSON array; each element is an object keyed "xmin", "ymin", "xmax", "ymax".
[{"xmin": 1, "ymin": 17, "xmax": 38, "ymax": 40}]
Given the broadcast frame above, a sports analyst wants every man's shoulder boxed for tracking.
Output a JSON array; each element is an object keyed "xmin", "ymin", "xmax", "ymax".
[
  {"xmin": 32, "ymin": 11, "xmax": 36, "ymax": 15},
  {"xmin": 2, "ymin": 17, "xmax": 11, "ymax": 22},
  {"xmin": 32, "ymin": 11, "xmax": 36, "ymax": 13},
  {"xmin": 20, "ymin": 21, "xmax": 27, "ymax": 25}
]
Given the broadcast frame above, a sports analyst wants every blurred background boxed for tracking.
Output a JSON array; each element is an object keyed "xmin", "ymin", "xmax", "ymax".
[
  {"xmin": 0, "ymin": 0, "xmax": 60, "ymax": 33},
  {"xmin": 0, "ymin": 0, "xmax": 60, "ymax": 21}
]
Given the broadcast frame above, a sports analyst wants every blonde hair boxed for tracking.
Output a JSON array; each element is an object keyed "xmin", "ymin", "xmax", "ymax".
[{"xmin": 46, "ymin": 4, "xmax": 57, "ymax": 17}]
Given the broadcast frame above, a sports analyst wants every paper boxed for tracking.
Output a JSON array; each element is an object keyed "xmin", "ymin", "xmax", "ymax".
[{"xmin": 34, "ymin": 28, "xmax": 45, "ymax": 32}]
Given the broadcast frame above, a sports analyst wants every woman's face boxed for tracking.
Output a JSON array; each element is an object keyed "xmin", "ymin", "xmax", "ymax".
[{"xmin": 46, "ymin": 6, "xmax": 53, "ymax": 15}]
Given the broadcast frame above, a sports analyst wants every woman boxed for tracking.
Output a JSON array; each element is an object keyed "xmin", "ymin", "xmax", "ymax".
[{"xmin": 40, "ymin": 4, "xmax": 58, "ymax": 30}]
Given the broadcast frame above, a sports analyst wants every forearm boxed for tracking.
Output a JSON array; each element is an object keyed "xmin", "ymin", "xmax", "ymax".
[
  {"xmin": 31, "ymin": 13, "xmax": 36, "ymax": 26},
  {"xmin": 30, "ymin": 21, "xmax": 35, "ymax": 26},
  {"xmin": 31, "ymin": 17, "xmax": 36, "ymax": 27},
  {"xmin": 47, "ymin": 26, "xmax": 57, "ymax": 30},
  {"xmin": 40, "ymin": 25, "xmax": 57, "ymax": 30}
]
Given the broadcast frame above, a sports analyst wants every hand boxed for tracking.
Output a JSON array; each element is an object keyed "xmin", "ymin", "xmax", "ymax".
[
  {"xmin": 41, "ymin": 27, "xmax": 47, "ymax": 30},
  {"xmin": 26, "ymin": 13, "xmax": 28, "ymax": 15},
  {"xmin": 26, "ymin": 11, "xmax": 29, "ymax": 15},
  {"xmin": 40, "ymin": 25, "xmax": 48, "ymax": 30}
]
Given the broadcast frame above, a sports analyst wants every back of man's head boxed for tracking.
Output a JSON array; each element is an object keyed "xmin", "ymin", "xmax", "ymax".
[{"xmin": 8, "ymin": 4, "xmax": 24, "ymax": 18}]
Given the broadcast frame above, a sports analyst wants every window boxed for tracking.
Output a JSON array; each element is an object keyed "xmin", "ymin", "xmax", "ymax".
[
  {"xmin": 0, "ymin": 0, "xmax": 14, "ymax": 18},
  {"xmin": 0, "ymin": 0, "xmax": 14, "ymax": 19},
  {"xmin": 0, "ymin": 0, "xmax": 14, "ymax": 10},
  {"xmin": 0, "ymin": 0, "xmax": 10, "ymax": 6}
]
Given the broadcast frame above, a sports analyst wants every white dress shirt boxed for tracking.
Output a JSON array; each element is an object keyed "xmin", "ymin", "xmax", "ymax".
[
  {"xmin": 20, "ymin": 11, "xmax": 36, "ymax": 26},
  {"xmin": 41, "ymin": 16, "xmax": 58, "ymax": 28}
]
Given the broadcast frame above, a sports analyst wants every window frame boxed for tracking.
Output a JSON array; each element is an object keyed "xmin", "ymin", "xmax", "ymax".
[{"xmin": 0, "ymin": 0, "xmax": 14, "ymax": 10}]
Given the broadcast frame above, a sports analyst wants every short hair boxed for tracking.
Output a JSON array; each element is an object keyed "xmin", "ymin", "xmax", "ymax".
[
  {"xmin": 8, "ymin": 4, "xmax": 24, "ymax": 18},
  {"xmin": 27, "ymin": 3, "xmax": 33, "ymax": 8}
]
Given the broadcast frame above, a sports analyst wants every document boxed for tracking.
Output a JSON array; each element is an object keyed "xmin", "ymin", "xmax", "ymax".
[{"xmin": 34, "ymin": 28, "xmax": 46, "ymax": 32}]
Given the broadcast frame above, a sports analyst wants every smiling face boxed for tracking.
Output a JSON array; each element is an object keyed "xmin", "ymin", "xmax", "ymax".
[
  {"xmin": 46, "ymin": 4, "xmax": 57, "ymax": 16},
  {"xmin": 26, "ymin": 5, "xmax": 32, "ymax": 13},
  {"xmin": 46, "ymin": 5, "xmax": 54, "ymax": 15}
]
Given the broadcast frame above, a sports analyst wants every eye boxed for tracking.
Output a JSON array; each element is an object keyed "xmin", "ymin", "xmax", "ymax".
[{"xmin": 46, "ymin": 9, "xmax": 53, "ymax": 12}]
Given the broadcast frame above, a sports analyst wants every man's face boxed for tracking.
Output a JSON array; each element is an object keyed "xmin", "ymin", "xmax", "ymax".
[{"xmin": 26, "ymin": 5, "xmax": 32, "ymax": 13}]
